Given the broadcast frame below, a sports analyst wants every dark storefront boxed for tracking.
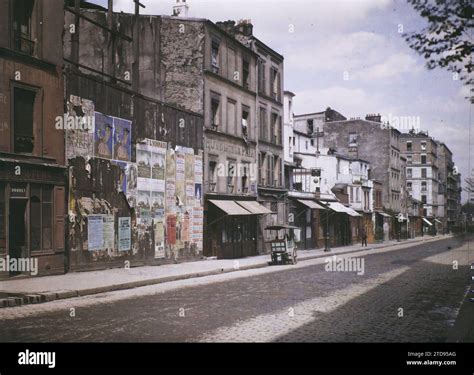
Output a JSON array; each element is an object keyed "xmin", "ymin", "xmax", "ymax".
[
  {"xmin": 204, "ymin": 199, "xmax": 271, "ymax": 259},
  {"xmin": 290, "ymin": 198, "xmax": 324, "ymax": 250}
]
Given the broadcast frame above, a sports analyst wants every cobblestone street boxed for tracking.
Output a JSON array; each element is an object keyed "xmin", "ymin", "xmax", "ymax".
[{"xmin": 0, "ymin": 236, "xmax": 472, "ymax": 343}]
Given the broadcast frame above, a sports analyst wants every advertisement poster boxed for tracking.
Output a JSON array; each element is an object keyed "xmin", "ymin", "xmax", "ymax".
[
  {"xmin": 192, "ymin": 207, "xmax": 203, "ymax": 249},
  {"xmin": 151, "ymin": 191, "xmax": 165, "ymax": 220},
  {"xmin": 118, "ymin": 217, "xmax": 131, "ymax": 251},
  {"xmin": 182, "ymin": 211, "xmax": 190, "ymax": 242},
  {"xmin": 94, "ymin": 112, "xmax": 114, "ymax": 159},
  {"xmin": 126, "ymin": 163, "xmax": 137, "ymax": 208},
  {"xmin": 137, "ymin": 145, "xmax": 151, "ymax": 179},
  {"xmin": 166, "ymin": 214, "xmax": 177, "ymax": 245},
  {"xmin": 103, "ymin": 215, "xmax": 115, "ymax": 250},
  {"xmin": 88, "ymin": 215, "xmax": 104, "ymax": 251},
  {"xmin": 154, "ymin": 220, "xmax": 165, "ymax": 259},
  {"xmin": 194, "ymin": 153, "xmax": 203, "ymax": 183},
  {"xmin": 113, "ymin": 161, "xmax": 128, "ymax": 193},
  {"xmin": 113, "ymin": 118, "xmax": 132, "ymax": 162},
  {"xmin": 65, "ymin": 96, "xmax": 95, "ymax": 162},
  {"xmin": 194, "ymin": 183, "xmax": 202, "ymax": 206},
  {"xmin": 186, "ymin": 182, "xmax": 195, "ymax": 206}
]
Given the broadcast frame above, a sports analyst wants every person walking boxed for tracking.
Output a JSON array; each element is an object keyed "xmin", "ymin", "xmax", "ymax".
[{"xmin": 360, "ymin": 226, "xmax": 368, "ymax": 247}]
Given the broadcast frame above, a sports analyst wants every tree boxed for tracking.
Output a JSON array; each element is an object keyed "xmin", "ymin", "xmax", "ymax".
[{"xmin": 404, "ymin": 0, "xmax": 473, "ymax": 91}]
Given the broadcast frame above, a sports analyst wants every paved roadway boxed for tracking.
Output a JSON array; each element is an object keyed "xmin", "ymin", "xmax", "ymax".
[{"xmin": 0, "ymin": 236, "xmax": 472, "ymax": 342}]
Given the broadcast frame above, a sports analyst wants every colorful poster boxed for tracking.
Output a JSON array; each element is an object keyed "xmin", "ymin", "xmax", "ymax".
[
  {"xmin": 88, "ymin": 215, "xmax": 103, "ymax": 251},
  {"xmin": 126, "ymin": 163, "xmax": 137, "ymax": 208},
  {"xmin": 113, "ymin": 118, "xmax": 132, "ymax": 162},
  {"xmin": 166, "ymin": 214, "xmax": 177, "ymax": 245},
  {"xmin": 118, "ymin": 217, "xmax": 131, "ymax": 251},
  {"xmin": 192, "ymin": 207, "xmax": 204, "ymax": 249},
  {"xmin": 94, "ymin": 112, "xmax": 114, "ymax": 159}
]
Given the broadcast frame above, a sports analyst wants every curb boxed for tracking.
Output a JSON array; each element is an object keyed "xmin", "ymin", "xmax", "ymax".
[{"xmin": 0, "ymin": 235, "xmax": 453, "ymax": 309}]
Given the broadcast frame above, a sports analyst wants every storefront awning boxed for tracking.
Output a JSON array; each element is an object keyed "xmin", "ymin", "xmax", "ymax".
[
  {"xmin": 422, "ymin": 218, "xmax": 433, "ymax": 226},
  {"xmin": 297, "ymin": 199, "xmax": 325, "ymax": 210},
  {"xmin": 236, "ymin": 201, "xmax": 273, "ymax": 215},
  {"xmin": 326, "ymin": 202, "xmax": 362, "ymax": 217},
  {"xmin": 376, "ymin": 211, "xmax": 392, "ymax": 218},
  {"xmin": 209, "ymin": 200, "xmax": 252, "ymax": 216},
  {"xmin": 434, "ymin": 219, "xmax": 442, "ymax": 224}
]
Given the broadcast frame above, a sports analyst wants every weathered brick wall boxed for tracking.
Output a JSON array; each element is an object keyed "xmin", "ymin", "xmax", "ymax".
[{"xmin": 160, "ymin": 17, "xmax": 205, "ymax": 115}]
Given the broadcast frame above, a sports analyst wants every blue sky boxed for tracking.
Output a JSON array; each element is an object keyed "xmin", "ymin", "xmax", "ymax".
[{"xmin": 90, "ymin": 0, "xmax": 472, "ymax": 201}]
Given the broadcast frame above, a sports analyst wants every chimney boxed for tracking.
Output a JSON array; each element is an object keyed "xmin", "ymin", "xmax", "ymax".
[
  {"xmin": 236, "ymin": 19, "xmax": 253, "ymax": 36},
  {"xmin": 173, "ymin": 0, "xmax": 189, "ymax": 17},
  {"xmin": 365, "ymin": 113, "xmax": 381, "ymax": 123}
]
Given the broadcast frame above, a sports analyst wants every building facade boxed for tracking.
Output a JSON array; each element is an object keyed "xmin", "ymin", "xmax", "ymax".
[{"xmin": 0, "ymin": 0, "xmax": 66, "ymax": 278}]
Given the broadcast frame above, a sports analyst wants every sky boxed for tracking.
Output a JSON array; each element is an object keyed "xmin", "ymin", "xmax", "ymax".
[{"xmin": 90, "ymin": 0, "xmax": 472, "ymax": 201}]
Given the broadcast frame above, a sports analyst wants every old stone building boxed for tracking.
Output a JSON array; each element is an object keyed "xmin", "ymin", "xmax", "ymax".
[
  {"xmin": 400, "ymin": 131, "xmax": 440, "ymax": 234},
  {"xmin": 0, "ymin": 0, "xmax": 66, "ymax": 278},
  {"xmin": 323, "ymin": 115, "xmax": 405, "ymax": 239}
]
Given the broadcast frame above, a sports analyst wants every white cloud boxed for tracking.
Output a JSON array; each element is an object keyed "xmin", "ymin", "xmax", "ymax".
[{"xmin": 353, "ymin": 52, "xmax": 422, "ymax": 81}]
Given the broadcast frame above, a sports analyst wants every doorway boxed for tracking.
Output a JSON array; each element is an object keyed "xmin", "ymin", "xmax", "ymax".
[{"xmin": 8, "ymin": 199, "xmax": 27, "ymax": 276}]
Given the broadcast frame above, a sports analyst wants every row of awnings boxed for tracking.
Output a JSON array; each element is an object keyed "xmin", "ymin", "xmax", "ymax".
[
  {"xmin": 422, "ymin": 218, "xmax": 442, "ymax": 226},
  {"xmin": 297, "ymin": 199, "xmax": 362, "ymax": 217},
  {"xmin": 209, "ymin": 200, "xmax": 273, "ymax": 216}
]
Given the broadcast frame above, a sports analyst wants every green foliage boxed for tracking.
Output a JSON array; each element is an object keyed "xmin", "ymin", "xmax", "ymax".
[{"xmin": 405, "ymin": 0, "xmax": 473, "ymax": 88}]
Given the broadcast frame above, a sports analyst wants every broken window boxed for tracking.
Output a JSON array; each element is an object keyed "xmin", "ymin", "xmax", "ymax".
[
  {"xmin": 242, "ymin": 106, "xmax": 249, "ymax": 139},
  {"xmin": 211, "ymin": 38, "xmax": 220, "ymax": 74},
  {"xmin": 13, "ymin": 0, "xmax": 36, "ymax": 55},
  {"xmin": 14, "ymin": 87, "xmax": 36, "ymax": 153},
  {"xmin": 243, "ymin": 59, "xmax": 250, "ymax": 89},
  {"xmin": 210, "ymin": 93, "xmax": 220, "ymax": 129}
]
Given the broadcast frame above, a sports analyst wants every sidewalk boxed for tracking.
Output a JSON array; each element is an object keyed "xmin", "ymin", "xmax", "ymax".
[{"xmin": 0, "ymin": 235, "xmax": 452, "ymax": 308}]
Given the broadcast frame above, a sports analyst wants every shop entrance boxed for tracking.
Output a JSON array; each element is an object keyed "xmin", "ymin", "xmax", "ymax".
[{"xmin": 8, "ymin": 199, "xmax": 28, "ymax": 276}]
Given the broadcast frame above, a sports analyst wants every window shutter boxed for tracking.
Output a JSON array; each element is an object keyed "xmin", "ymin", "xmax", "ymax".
[{"xmin": 54, "ymin": 186, "xmax": 65, "ymax": 252}]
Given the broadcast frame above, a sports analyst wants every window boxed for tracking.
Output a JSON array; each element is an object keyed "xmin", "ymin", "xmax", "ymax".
[
  {"xmin": 242, "ymin": 59, "xmax": 250, "ymax": 89},
  {"xmin": 267, "ymin": 155, "xmax": 274, "ymax": 186},
  {"xmin": 305, "ymin": 141, "xmax": 308, "ymax": 150},
  {"xmin": 307, "ymin": 119, "xmax": 314, "ymax": 134},
  {"xmin": 406, "ymin": 141, "xmax": 412, "ymax": 151},
  {"xmin": 407, "ymin": 155, "xmax": 412, "ymax": 164},
  {"xmin": 14, "ymin": 86, "xmax": 36, "ymax": 153},
  {"xmin": 242, "ymin": 163, "xmax": 249, "ymax": 192},
  {"xmin": 227, "ymin": 99, "xmax": 236, "ymax": 135},
  {"xmin": 30, "ymin": 185, "xmax": 53, "ymax": 251},
  {"xmin": 241, "ymin": 106, "xmax": 249, "ymax": 139},
  {"xmin": 13, "ymin": 0, "xmax": 36, "ymax": 55},
  {"xmin": 258, "ymin": 59, "xmax": 266, "ymax": 95},
  {"xmin": 349, "ymin": 132, "xmax": 358, "ymax": 146},
  {"xmin": 209, "ymin": 160, "xmax": 217, "ymax": 191},
  {"xmin": 211, "ymin": 38, "xmax": 220, "ymax": 74},
  {"xmin": 421, "ymin": 154, "xmax": 427, "ymax": 164},
  {"xmin": 421, "ymin": 141, "xmax": 427, "ymax": 151},
  {"xmin": 407, "ymin": 181, "xmax": 412, "ymax": 190},
  {"xmin": 271, "ymin": 113, "xmax": 278, "ymax": 144},
  {"xmin": 407, "ymin": 168, "xmax": 412, "ymax": 178},
  {"xmin": 421, "ymin": 195, "xmax": 427, "ymax": 204},
  {"xmin": 228, "ymin": 48, "xmax": 236, "ymax": 81},
  {"xmin": 270, "ymin": 67, "xmax": 280, "ymax": 101},
  {"xmin": 227, "ymin": 160, "xmax": 236, "ymax": 193},
  {"xmin": 421, "ymin": 168, "xmax": 427, "ymax": 178},
  {"xmin": 292, "ymin": 137, "xmax": 295, "ymax": 146},
  {"xmin": 259, "ymin": 107, "xmax": 267, "ymax": 141},
  {"xmin": 421, "ymin": 181, "xmax": 427, "ymax": 192},
  {"xmin": 259, "ymin": 152, "xmax": 265, "ymax": 185},
  {"xmin": 210, "ymin": 93, "xmax": 220, "ymax": 129},
  {"xmin": 310, "ymin": 139, "xmax": 314, "ymax": 146}
]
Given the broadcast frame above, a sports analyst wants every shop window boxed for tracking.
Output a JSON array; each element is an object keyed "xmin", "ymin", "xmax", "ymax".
[
  {"xmin": 13, "ymin": 0, "xmax": 36, "ymax": 55},
  {"xmin": 30, "ymin": 185, "xmax": 53, "ymax": 252},
  {"xmin": 14, "ymin": 87, "xmax": 36, "ymax": 153},
  {"xmin": 0, "ymin": 185, "xmax": 5, "ymax": 252}
]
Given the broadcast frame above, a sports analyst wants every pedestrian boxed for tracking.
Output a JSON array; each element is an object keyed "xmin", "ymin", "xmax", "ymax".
[{"xmin": 360, "ymin": 226, "xmax": 367, "ymax": 247}]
